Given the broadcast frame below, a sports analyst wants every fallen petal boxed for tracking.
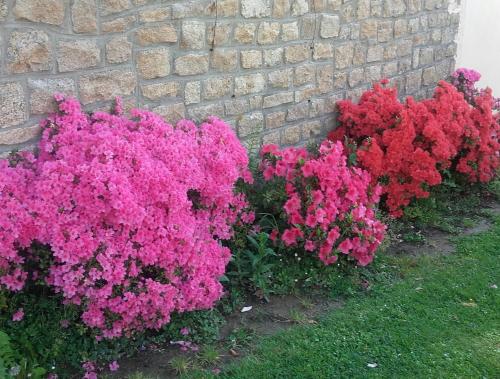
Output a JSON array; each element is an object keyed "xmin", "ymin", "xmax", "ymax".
[{"xmin": 229, "ymin": 349, "xmax": 240, "ymax": 357}]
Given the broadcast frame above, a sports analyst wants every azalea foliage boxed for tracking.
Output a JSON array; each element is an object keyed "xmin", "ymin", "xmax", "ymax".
[
  {"xmin": 0, "ymin": 96, "xmax": 253, "ymax": 338},
  {"xmin": 329, "ymin": 79, "xmax": 500, "ymax": 216},
  {"xmin": 260, "ymin": 141, "xmax": 386, "ymax": 266}
]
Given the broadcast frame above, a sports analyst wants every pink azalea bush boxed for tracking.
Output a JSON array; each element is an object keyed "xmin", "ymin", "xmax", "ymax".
[
  {"xmin": 260, "ymin": 141, "xmax": 386, "ymax": 266},
  {"xmin": 0, "ymin": 96, "xmax": 252, "ymax": 338}
]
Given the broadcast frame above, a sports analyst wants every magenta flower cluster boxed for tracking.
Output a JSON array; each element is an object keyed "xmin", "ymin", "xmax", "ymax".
[
  {"xmin": 0, "ymin": 96, "xmax": 252, "ymax": 338},
  {"xmin": 260, "ymin": 141, "xmax": 386, "ymax": 266},
  {"xmin": 452, "ymin": 68, "xmax": 500, "ymax": 109}
]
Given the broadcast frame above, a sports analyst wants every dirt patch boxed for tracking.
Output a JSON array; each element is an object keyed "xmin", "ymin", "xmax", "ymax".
[
  {"xmin": 464, "ymin": 201, "xmax": 500, "ymax": 235},
  {"xmin": 110, "ymin": 347, "xmax": 183, "ymax": 379},
  {"xmin": 387, "ymin": 229, "xmax": 456, "ymax": 256},
  {"xmin": 387, "ymin": 201, "xmax": 500, "ymax": 257},
  {"xmin": 219, "ymin": 294, "xmax": 343, "ymax": 338},
  {"xmin": 110, "ymin": 294, "xmax": 343, "ymax": 378}
]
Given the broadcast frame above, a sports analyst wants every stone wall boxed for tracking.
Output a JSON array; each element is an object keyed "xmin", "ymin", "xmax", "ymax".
[{"xmin": 0, "ymin": 0, "xmax": 460, "ymax": 154}]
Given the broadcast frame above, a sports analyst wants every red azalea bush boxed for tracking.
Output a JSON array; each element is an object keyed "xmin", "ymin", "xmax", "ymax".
[
  {"xmin": 455, "ymin": 88, "xmax": 500, "ymax": 182},
  {"xmin": 259, "ymin": 141, "xmax": 386, "ymax": 266},
  {"xmin": 0, "ymin": 96, "xmax": 253, "ymax": 338},
  {"xmin": 450, "ymin": 68, "xmax": 500, "ymax": 182},
  {"xmin": 329, "ymin": 79, "xmax": 500, "ymax": 216}
]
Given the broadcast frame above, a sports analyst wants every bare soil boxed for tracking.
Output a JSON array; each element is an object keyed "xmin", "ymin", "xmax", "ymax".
[{"xmin": 387, "ymin": 200, "xmax": 500, "ymax": 257}]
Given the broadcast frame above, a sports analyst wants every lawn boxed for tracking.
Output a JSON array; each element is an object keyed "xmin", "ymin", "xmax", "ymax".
[{"xmin": 212, "ymin": 217, "xmax": 500, "ymax": 378}]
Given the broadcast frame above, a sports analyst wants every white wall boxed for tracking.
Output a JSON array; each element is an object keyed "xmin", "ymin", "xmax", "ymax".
[{"xmin": 455, "ymin": 0, "xmax": 500, "ymax": 93}]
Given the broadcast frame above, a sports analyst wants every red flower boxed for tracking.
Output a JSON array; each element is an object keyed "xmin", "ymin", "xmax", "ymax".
[{"xmin": 329, "ymin": 79, "xmax": 500, "ymax": 216}]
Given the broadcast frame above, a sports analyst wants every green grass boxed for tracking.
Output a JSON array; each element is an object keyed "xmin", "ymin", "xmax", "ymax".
[{"xmin": 207, "ymin": 217, "xmax": 500, "ymax": 379}]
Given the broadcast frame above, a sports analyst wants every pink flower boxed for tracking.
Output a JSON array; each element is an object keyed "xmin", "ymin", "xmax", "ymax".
[
  {"xmin": 263, "ymin": 166, "xmax": 275, "ymax": 180},
  {"xmin": 12, "ymin": 308, "xmax": 24, "ymax": 322},
  {"xmin": 283, "ymin": 194, "xmax": 301, "ymax": 214},
  {"xmin": 305, "ymin": 213, "xmax": 317, "ymax": 227},
  {"xmin": 338, "ymin": 239, "xmax": 353, "ymax": 254},
  {"xmin": 327, "ymin": 228, "xmax": 340, "ymax": 245},
  {"xmin": 0, "ymin": 98, "xmax": 253, "ymax": 338},
  {"xmin": 281, "ymin": 228, "xmax": 302, "ymax": 246},
  {"xmin": 301, "ymin": 161, "xmax": 315, "ymax": 177},
  {"xmin": 304, "ymin": 240, "xmax": 315, "ymax": 252},
  {"xmin": 269, "ymin": 229, "xmax": 279, "ymax": 242},
  {"xmin": 260, "ymin": 140, "xmax": 386, "ymax": 266},
  {"xmin": 53, "ymin": 93, "xmax": 65, "ymax": 102},
  {"xmin": 171, "ymin": 340, "xmax": 198, "ymax": 352},
  {"xmin": 261, "ymin": 144, "xmax": 279, "ymax": 156},
  {"xmin": 180, "ymin": 327, "xmax": 190, "ymax": 336},
  {"xmin": 109, "ymin": 361, "xmax": 119, "ymax": 372},
  {"xmin": 241, "ymin": 211, "xmax": 255, "ymax": 224},
  {"xmin": 113, "ymin": 97, "xmax": 123, "ymax": 115},
  {"xmin": 82, "ymin": 361, "xmax": 95, "ymax": 372}
]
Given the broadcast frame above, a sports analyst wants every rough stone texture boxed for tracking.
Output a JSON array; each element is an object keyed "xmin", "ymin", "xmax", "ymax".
[
  {"xmin": 257, "ymin": 22, "xmax": 280, "ymax": 44},
  {"xmin": 238, "ymin": 111, "xmax": 264, "ymax": 137},
  {"xmin": 0, "ymin": 0, "xmax": 7, "ymax": 21},
  {"xmin": 153, "ymin": 103, "xmax": 186, "ymax": 124},
  {"xmin": 314, "ymin": 42, "xmax": 334, "ymax": 60},
  {"xmin": 136, "ymin": 25, "xmax": 178, "ymax": 45},
  {"xmin": 72, "ymin": 0, "xmax": 98, "ymax": 33},
  {"xmin": 181, "ymin": 21, "xmax": 206, "ymax": 49},
  {"xmin": 185, "ymin": 81, "xmax": 201, "ymax": 104},
  {"xmin": 0, "ymin": 124, "xmax": 41, "ymax": 146},
  {"xmin": 137, "ymin": 48, "xmax": 170, "ymax": 79},
  {"xmin": 235, "ymin": 23, "xmax": 256, "ymax": 43},
  {"xmin": 241, "ymin": 50, "xmax": 263, "ymax": 68},
  {"xmin": 7, "ymin": 30, "xmax": 52, "ymax": 73},
  {"xmin": 139, "ymin": 8, "xmax": 170, "ymax": 23},
  {"xmin": 320, "ymin": 15, "xmax": 340, "ymax": 38},
  {"xmin": 241, "ymin": 0, "xmax": 271, "ymax": 18},
  {"xmin": 235, "ymin": 73, "xmax": 266, "ymax": 96},
  {"xmin": 106, "ymin": 36, "xmax": 132, "ymax": 64},
  {"xmin": 101, "ymin": 16, "xmax": 136, "ymax": 33},
  {"xmin": 101, "ymin": 0, "xmax": 131, "ymax": 16},
  {"xmin": 203, "ymin": 77, "xmax": 233, "ymax": 100},
  {"xmin": 210, "ymin": 23, "xmax": 232, "ymax": 45},
  {"xmin": 263, "ymin": 92, "xmax": 294, "ymax": 108},
  {"xmin": 285, "ymin": 44, "xmax": 309, "ymax": 63},
  {"xmin": 142, "ymin": 82, "xmax": 180, "ymax": 100},
  {"xmin": 13, "ymin": 0, "xmax": 65, "ymax": 26},
  {"xmin": 273, "ymin": 0, "xmax": 290, "ymax": 18},
  {"xmin": 0, "ymin": 0, "xmax": 460, "ymax": 152},
  {"xmin": 211, "ymin": 49, "xmax": 238, "ymax": 71},
  {"xmin": 188, "ymin": 103, "xmax": 224, "ymax": 122},
  {"xmin": 57, "ymin": 40, "xmax": 100, "ymax": 72},
  {"xmin": 175, "ymin": 54, "xmax": 209, "ymax": 76},
  {"xmin": 79, "ymin": 70, "xmax": 136, "ymax": 104},
  {"xmin": 0, "ymin": 83, "xmax": 26, "ymax": 129},
  {"xmin": 335, "ymin": 44, "xmax": 355, "ymax": 69},
  {"xmin": 28, "ymin": 78, "xmax": 76, "ymax": 114}
]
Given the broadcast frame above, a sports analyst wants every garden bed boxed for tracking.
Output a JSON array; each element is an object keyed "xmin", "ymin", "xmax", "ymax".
[{"xmin": 0, "ymin": 69, "xmax": 498, "ymax": 379}]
